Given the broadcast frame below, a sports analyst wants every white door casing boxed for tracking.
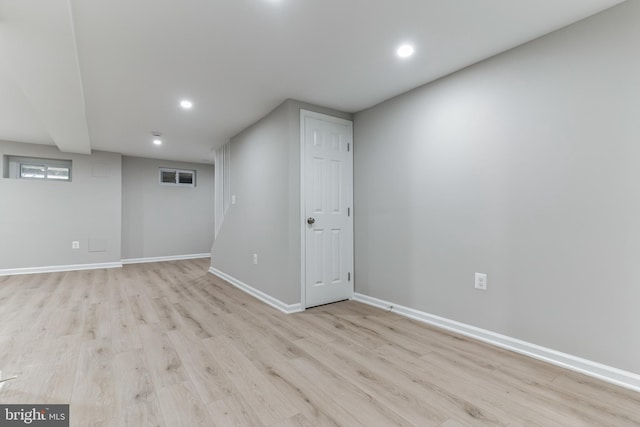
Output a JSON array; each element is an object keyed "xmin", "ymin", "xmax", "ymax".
[{"xmin": 301, "ymin": 110, "xmax": 354, "ymax": 308}]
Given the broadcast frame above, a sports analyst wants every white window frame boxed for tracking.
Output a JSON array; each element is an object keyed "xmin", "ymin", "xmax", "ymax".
[
  {"xmin": 20, "ymin": 163, "xmax": 72, "ymax": 181},
  {"xmin": 159, "ymin": 168, "xmax": 196, "ymax": 187},
  {"xmin": 5, "ymin": 156, "xmax": 72, "ymax": 181}
]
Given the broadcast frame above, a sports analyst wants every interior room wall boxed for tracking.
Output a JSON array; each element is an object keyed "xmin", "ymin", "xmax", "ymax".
[
  {"xmin": 211, "ymin": 101, "xmax": 293, "ymax": 303},
  {"xmin": 121, "ymin": 156, "xmax": 215, "ymax": 260},
  {"xmin": 0, "ymin": 140, "xmax": 122, "ymax": 269},
  {"xmin": 211, "ymin": 99, "xmax": 351, "ymax": 305},
  {"xmin": 353, "ymin": 0, "xmax": 640, "ymax": 374}
]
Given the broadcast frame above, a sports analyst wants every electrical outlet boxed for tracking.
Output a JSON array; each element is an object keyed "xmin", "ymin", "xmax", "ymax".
[
  {"xmin": 253, "ymin": 253, "xmax": 258, "ymax": 265},
  {"xmin": 72, "ymin": 241, "xmax": 80, "ymax": 249},
  {"xmin": 231, "ymin": 195, "xmax": 237, "ymax": 205},
  {"xmin": 474, "ymin": 273, "xmax": 487, "ymax": 291}
]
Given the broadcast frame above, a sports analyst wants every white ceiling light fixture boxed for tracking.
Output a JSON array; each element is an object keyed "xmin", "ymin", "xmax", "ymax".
[
  {"xmin": 152, "ymin": 132, "xmax": 162, "ymax": 145},
  {"xmin": 180, "ymin": 100, "xmax": 193, "ymax": 109},
  {"xmin": 396, "ymin": 44, "xmax": 415, "ymax": 58}
]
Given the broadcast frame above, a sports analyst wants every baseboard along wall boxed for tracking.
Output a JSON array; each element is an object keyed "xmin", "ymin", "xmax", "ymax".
[
  {"xmin": 353, "ymin": 292, "xmax": 640, "ymax": 394},
  {"xmin": 208, "ymin": 267, "xmax": 303, "ymax": 314},
  {"xmin": 0, "ymin": 253, "xmax": 211, "ymax": 276},
  {"xmin": 121, "ymin": 253, "xmax": 211, "ymax": 265},
  {"xmin": 0, "ymin": 262, "xmax": 123, "ymax": 276}
]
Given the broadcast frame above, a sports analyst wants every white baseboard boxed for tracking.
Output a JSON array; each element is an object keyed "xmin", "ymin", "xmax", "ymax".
[
  {"xmin": 122, "ymin": 253, "xmax": 211, "ymax": 265},
  {"xmin": 208, "ymin": 267, "xmax": 303, "ymax": 314},
  {"xmin": 0, "ymin": 262, "xmax": 123, "ymax": 276},
  {"xmin": 0, "ymin": 254, "xmax": 211, "ymax": 276},
  {"xmin": 353, "ymin": 292, "xmax": 640, "ymax": 393}
]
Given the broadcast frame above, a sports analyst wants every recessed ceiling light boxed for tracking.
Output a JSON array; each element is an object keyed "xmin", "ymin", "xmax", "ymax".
[
  {"xmin": 180, "ymin": 100, "xmax": 193, "ymax": 109},
  {"xmin": 396, "ymin": 44, "xmax": 415, "ymax": 58},
  {"xmin": 152, "ymin": 132, "xmax": 162, "ymax": 145}
]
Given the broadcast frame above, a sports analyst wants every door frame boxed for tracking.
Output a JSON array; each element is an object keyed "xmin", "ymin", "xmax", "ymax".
[{"xmin": 300, "ymin": 109, "xmax": 354, "ymax": 309}]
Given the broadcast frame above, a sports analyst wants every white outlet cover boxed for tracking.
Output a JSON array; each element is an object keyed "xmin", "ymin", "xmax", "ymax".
[
  {"xmin": 231, "ymin": 195, "xmax": 236, "ymax": 205},
  {"xmin": 72, "ymin": 241, "xmax": 80, "ymax": 249},
  {"xmin": 475, "ymin": 272, "xmax": 487, "ymax": 290}
]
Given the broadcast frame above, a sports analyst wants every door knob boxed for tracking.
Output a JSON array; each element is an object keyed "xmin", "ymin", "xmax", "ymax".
[{"xmin": 307, "ymin": 217, "xmax": 316, "ymax": 225}]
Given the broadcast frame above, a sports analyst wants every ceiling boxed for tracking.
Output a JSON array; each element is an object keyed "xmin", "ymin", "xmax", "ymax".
[{"xmin": 0, "ymin": 0, "xmax": 626, "ymax": 164}]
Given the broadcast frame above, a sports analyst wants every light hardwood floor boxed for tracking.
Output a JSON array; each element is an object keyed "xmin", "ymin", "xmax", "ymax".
[{"xmin": 0, "ymin": 259, "xmax": 638, "ymax": 426}]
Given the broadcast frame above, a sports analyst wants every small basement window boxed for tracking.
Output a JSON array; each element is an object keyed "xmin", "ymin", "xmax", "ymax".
[
  {"xmin": 159, "ymin": 168, "xmax": 195, "ymax": 187},
  {"xmin": 3, "ymin": 156, "xmax": 72, "ymax": 181}
]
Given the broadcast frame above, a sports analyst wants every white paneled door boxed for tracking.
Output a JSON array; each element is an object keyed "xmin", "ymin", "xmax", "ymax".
[{"xmin": 301, "ymin": 110, "xmax": 353, "ymax": 308}]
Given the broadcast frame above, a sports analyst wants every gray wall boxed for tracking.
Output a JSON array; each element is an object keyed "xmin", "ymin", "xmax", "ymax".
[
  {"xmin": 0, "ymin": 141, "xmax": 121, "ymax": 268},
  {"xmin": 211, "ymin": 99, "xmax": 351, "ymax": 305},
  {"xmin": 354, "ymin": 1, "xmax": 640, "ymax": 374},
  {"xmin": 121, "ymin": 156, "xmax": 215, "ymax": 260}
]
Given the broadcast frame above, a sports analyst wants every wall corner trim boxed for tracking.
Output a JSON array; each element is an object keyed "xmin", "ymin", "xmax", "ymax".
[
  {"xmin": 122, "ymin": 253, "xmax": 211, "ymax": 265},
  {"xmin": 353, "ymin": 292, "xmax": 640, "ymax": 393},
  {"xmin": 208, "ymin": 267, "xmax": 303, "ymax": 314},
  {"xmin": 0, "ymin": 262, "xmax": 123, "ymax": 276}
]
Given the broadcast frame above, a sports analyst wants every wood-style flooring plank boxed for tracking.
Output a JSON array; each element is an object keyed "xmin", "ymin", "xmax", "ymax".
[
  {"xmin": 138, "ymin": 323, "xmax": 188, "ymax": 390},
  {"xmin": 105, "ymin": 399, "xmax": 165, "ymax": 427},
  {"xmin": 203, "ymin": 334, "xmax": 299, "ymax": 425},
  {"xmin": 206, "ymin": 397, "xmax": 263, "ymax": 427},
  {"xmin": 70, "ymin": 338, "xmax": 116, "ymax": 426},
  {"xmin": 112, "ymin": 350, "xmax": 156, "ymax": 413},
  {"xmin": 167, "ymin": 328, "xmax": 234, "ymax": 405},
  {"xmin": 156, "ymin": 381, "xmax": 213, "ymax": 427}
]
